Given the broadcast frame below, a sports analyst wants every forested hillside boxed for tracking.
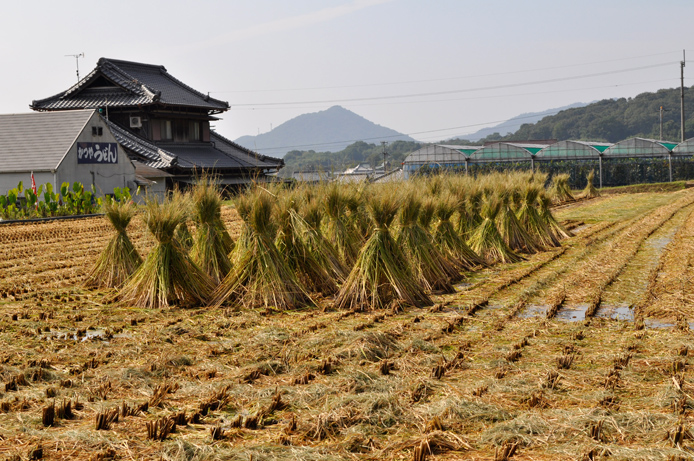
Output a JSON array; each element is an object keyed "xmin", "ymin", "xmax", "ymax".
[{"xmin": 504, "ymin": 86, "xmax": 694, "ymax": 143}]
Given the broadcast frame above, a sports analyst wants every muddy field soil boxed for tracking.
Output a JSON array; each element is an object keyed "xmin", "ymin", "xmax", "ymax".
[{"xmin": 0, "ymin": 191, "xmax": 693, "ymax": 460}]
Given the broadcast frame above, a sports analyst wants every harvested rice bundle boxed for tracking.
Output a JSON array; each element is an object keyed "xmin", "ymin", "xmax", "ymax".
[
  {"xmin": 84, "ymin": 200, "xmax": 141, "ymax": 289},
  {"xmin": 345, "ymin": 188, "xmax": 371, "ymax": 244},
  {"xmin": 433, "ymin": 193, "xmax": 486, "ymax": 271},
  {"xmin": 419, "ymin": 197, "xmax": 468, "ymax": 283},
  {"xmin": 469, "ymin": 195, "xmax": 523, "ymax": 264},
  {"xmin": 458, "ymin": 187, "xmax": 484, "ymax": 240},
  {"xmin": 517, "ymin": 186, "xmax": 560, "ymax": 249},
  {"xmin": 582, "ymin": 169, "xmax": 600, "ymax": 199},
  {"xmin": 498, "ymin": 188, "xmax": 540, "ymax": 254},
  {"xmin": 275, "ymin": 193, "xmax": 338, "ymax": 296},
  {"xmin": 425, "ymin": 174, "xmax": 445, "ymax": 196},
  {"xmin": 550, "ymin": 173, "xmax": 574, "ymax": 203},
  {"xmin": 119, "ymin": 198, "xmax": 215, "ymax": 309},
  {"xmin": 190, "ymin": 178, "xmax": 232, "ymax": 284},
  {"xmin": 300, "ymin": 199, "xmax": 348, "ymax": 283},
  {"xmin": 210, "ymin": 191, "xmax": 312, "ymax": 310},
  {"xmin": 175, "ymin": 220, "xmax": 194, "ymax": 252},
  {"xmin": 324, "ymin": 184, "xmax": 360, "ymax": 266},
  {"xmin": 538, "ymin": 192, "xmax": 573, "ymax": 240},
  {"xmin": 334, "ymin": 195, "xmax": 432, "ymax": 311},
  {"xmin": 170, "ymin": 188, "xmax": 194, "ymax": 251},
  {"xmin": 396, "ymin": 194, "xmax": 457, "ymax": 293}
]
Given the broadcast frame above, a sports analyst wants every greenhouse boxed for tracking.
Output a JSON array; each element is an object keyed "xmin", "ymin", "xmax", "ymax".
[
  {"xmin": 402, "ymin": 144, "xmax": 478, "ymax": 179},
  {"xmin": 403, "ymin": 137, "xmax": 694, "ymax": 187},
  {"xmin": 533, "ymin": 141, "xmax": 611, "ymax": 187},
  {"xmin": 535, "ymin": 140, "xmax": 611, "ymax": 160},
  {"xmin": 672, "ymin": 136, "xmax": 694, "ymax": 155},
  {"xmin": 602, "ymin": 137, "xmax": 677, "ymax": 158}
]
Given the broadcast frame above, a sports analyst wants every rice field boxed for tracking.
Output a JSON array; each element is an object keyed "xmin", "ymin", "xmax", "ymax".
[{"xmin": 0, "ymin": 180, "xmax": 693, "ymax": 460}]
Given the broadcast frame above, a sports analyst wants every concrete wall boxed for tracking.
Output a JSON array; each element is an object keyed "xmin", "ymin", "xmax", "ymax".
[{"xmin": 55, "ymin": 112, "xmax": 136, "ymax": 197}]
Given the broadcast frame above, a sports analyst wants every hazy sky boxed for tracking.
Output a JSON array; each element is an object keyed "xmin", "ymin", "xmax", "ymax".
[{"xmin": 1, "ymin": 0, "xmax": 692, "ymax": 152}]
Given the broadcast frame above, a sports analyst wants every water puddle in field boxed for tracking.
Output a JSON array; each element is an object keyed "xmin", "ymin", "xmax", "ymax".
[
  {"xmin": 595, "ymin": 304, "xmax": 635, "ymax": 321},
  {"xmin": 518, "ymin": 304, "xmax": 548, "ymax": 319},
  {"xmin": 644, "ymin": 319, "xmax": 675, "ymax": 329},
  {"xmin": 555, "ymin": 304, "xmax": 590, "ymax": 322}
]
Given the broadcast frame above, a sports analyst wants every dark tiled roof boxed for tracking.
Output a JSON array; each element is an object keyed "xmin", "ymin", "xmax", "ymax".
[
  {"xmin": 165, "ymin": 133, "xmax": 283, "ymax": 171},
  {"xmin": 104, "ymin": 119, "xmax": 176, "ymax": 169},
  {"xmin": 32, "ymin": 58, "xmax": 229, "ymax": 112},
  {"xmin": 210, "ymin": 131, "xmax": 284, "ymax": 169},
  {"xmin": 0, "ymin": 110, "xmax": 94, "ymax": 172},
  {"xmin": 103, "ymin": 118, "xmax": 282, "ymax": 172}
]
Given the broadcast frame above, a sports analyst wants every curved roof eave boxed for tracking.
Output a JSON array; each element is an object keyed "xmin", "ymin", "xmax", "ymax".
[
  {"xmin": 603, "ymin": 137, "xmax": 674, "ymax": 157},
  {"xmin": 535, "ymin": 140, "xmax": 608, "ymax": 160}
]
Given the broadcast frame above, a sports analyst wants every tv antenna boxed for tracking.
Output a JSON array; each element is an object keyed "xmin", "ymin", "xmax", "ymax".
[{"xmin": 65, "ymin": 53, "xmax": 85, "ymax": 82}]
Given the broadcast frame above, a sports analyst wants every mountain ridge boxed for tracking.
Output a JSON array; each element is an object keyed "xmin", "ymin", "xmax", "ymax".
[{"xmin": 234, "ymin": 105, "xmax": 414, "ymax": 158}]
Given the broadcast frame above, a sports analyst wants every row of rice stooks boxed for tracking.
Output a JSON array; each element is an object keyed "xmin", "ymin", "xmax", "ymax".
[{"xmin": 85, "ymin": 171, "xmax": 591, "ymax": 311}]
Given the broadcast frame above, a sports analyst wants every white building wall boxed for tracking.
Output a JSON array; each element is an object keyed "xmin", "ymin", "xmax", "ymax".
[
  {"xmin": 0, "ymin": 172, "xmax": 54, "ymax": 195},
  {"xmin": 55, "ymin": 112, "xmax": 136, "ymax": 196}
]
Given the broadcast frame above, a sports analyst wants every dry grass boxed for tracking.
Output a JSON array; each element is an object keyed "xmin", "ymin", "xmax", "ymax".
[{"xmin": 0, "ymin": 186, "xmax": 694, "ymax": 460}]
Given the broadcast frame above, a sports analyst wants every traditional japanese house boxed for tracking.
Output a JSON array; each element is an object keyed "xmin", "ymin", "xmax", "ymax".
[{"xmin": 30, "ymin": 57, "xmax": 283, "ymax": 190}]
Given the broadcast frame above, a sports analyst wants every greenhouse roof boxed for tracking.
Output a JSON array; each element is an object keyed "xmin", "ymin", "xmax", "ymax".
[
  {"xmin": 470, "ymin": 142, "xmax": 546, "ymax": 162},
  {"xmin": 536, "ymin": 140, "xmax": 613, "ymax": 160},
  {"xmin": 672, "ymin": 137, "xmax": 694, "ymax": 154},
  {"xmin": 437, "ymin": 144, "xmax": 481, "ymax": 156},
  {"xmin": 603, "ymin": 137, "xmax": 676, "ymax": 158},
  {"xmin": 403, "ymin": 144, "xmax": 474, "ymax": 165}
]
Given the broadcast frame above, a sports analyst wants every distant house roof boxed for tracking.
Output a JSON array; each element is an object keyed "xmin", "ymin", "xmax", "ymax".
[
  {"xmin": 0, "ymin": 110, "xmax": 94, "ymax": 172},
  {"xmin": 371, "ymin": 167, "xmax": 403, "ymax": 183},
  {"xmin": 31, "ymin": 58, "xmax": 229, "ymax": 112}
]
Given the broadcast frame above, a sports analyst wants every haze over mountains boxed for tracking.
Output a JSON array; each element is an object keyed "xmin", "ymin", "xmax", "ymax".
[
  {"xmin": 451, "ymin": 102, "xmax": 589, "ymax": 142},
  {"xmin": 234, "ymin": 106, "xmax": 415, "ymax": 158},
  {"xmin": 237, "ymin": 86, "xmax": 694, "ymax": 176}
]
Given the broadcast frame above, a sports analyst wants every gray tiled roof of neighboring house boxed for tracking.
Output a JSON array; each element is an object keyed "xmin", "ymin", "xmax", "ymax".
[
  {"xmin": 104, "ymin": 118, "xmax": 176, "ymax": 169},
  {"xmin": 31, "ymin": 58, "xmax": 229, "ymax": 112},
  {"xmin": 0, "ymin": 110, "xmax": 94, "ymax": 172}
]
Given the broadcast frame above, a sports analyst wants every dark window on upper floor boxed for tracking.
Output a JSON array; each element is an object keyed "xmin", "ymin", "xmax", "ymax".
[{"xmin": 159, "ymin": 119, "xmax": 201, "ymax": 142}]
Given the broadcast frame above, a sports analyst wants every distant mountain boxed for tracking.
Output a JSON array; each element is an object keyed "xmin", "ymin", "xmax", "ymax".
[
  {"xmin": 234, "ymin": 106, "xmax": 415, "ymax": 158},
  {"xmin": 450, "ymin": 102, "xmax": 590, "ymax": 142}
]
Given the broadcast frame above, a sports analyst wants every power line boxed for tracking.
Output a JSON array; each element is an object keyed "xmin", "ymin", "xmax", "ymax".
[
  {"xmin": 212, "ymin": 50, "xmax": 683, "ymax": 94},
  {"xmin": 246, "ymin": 109, "xmax": 570, "ymax": 154},
  {"xmin": 228, "ymin": 78, "xmax": 679, "ymax": 112},
  {"xmin": 229, "ymin": 62, "xmax": 677, "ymax": 107}
]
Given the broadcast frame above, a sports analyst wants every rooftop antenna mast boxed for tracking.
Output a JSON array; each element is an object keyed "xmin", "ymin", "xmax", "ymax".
[{"xmin": 65, "ymin": 52, "xmax": 85, "ymax": 82}]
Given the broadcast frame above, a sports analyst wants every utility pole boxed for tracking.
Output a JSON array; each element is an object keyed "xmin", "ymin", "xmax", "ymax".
[
  {"xmin": 381, "ymin": 141, "xmax": 388, "ymax": 174},
  {"xmin": 660, "ymin": 106, "xmax": 666, "ymax": 141},
  {"xmin": 681, "ymin": 49, "xmax": 686, "ymax": 142},
  {"xmin": 65, "ymin": 53, "xmax": 84, "ymax": 82}
]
